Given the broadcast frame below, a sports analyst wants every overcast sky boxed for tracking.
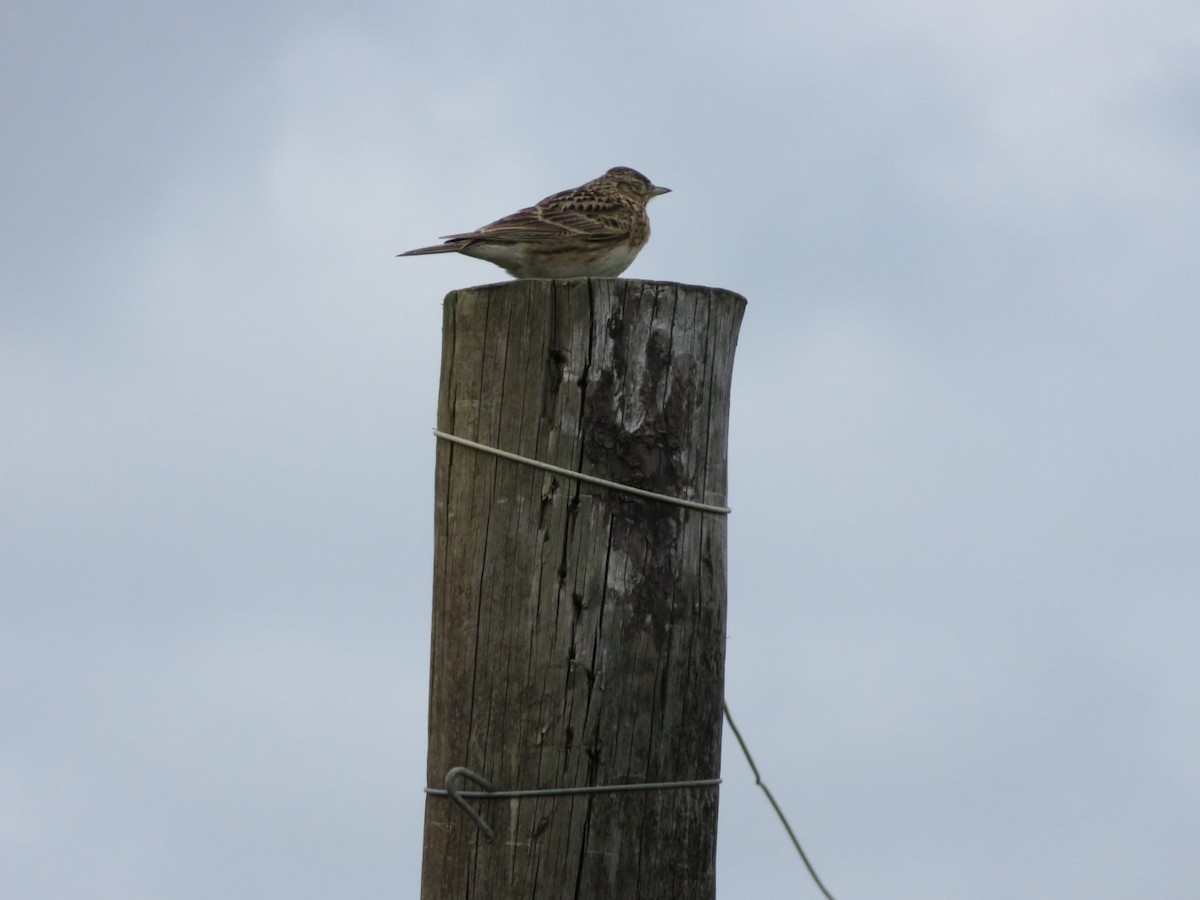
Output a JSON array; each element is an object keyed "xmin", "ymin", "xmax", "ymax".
[{"xmin": 4, "ymin": 1, "xmax": 1199, "ymax": 897}]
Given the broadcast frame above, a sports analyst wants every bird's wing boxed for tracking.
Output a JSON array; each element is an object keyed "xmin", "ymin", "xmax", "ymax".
[{"xmin": 440, "ymin": 200, "xmax": 629, "ymax": 245}]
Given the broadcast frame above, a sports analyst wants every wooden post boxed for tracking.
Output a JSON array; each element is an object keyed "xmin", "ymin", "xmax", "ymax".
[{"xmin": 421, "ymin": 278, "xmax": 746, "ymax": 899}]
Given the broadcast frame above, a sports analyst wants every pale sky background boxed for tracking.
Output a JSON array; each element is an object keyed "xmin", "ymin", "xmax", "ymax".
[{"xmin": 3, "ymin": 1, "xmax": 1199, "ymax": 897}]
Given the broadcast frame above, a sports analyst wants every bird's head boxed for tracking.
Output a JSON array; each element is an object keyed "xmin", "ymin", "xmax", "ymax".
[{"xmin": 600, "ymin": 166, "xmax": 671, "ymax": 203}]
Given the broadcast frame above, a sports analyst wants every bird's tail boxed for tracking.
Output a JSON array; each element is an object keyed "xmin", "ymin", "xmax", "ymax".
[{"xmin": 396, "ymin": 243, "xmax": 461, "ymax": 257}]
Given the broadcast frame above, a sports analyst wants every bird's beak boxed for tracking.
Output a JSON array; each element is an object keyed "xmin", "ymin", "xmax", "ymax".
[{"xmin": 649, "ymin": 185, "xmax": 671, "ymax": 197}]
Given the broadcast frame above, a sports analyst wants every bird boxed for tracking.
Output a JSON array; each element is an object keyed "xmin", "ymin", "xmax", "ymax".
[{"xmin": 397, "ymin": 166, "xmax": 670, "ymax": 278}]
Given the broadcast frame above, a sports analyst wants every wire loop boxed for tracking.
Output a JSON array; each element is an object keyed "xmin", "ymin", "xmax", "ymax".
[
  {"xmin": 426, "ymin": 767, "xmax": 721, "ymax": 841},
  {"xmin": 433, "ymin": 430, "xmax": 731, "ymax": 514}
]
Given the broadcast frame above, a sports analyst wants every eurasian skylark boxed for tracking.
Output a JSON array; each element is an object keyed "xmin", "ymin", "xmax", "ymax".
[{"xmin": 397, "ymin": 166, "xmax": 670, "ymax": 278}]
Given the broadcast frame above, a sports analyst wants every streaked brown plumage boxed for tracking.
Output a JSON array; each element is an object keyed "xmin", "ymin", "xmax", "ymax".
[{"xmin": 397, "ymin": 166, "xmax": 670, "ymax": 278}]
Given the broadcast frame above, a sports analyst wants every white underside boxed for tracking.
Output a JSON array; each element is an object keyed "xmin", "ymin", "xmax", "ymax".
[{"xmin": 460, "ymin": 241, "xmax": 642, "ymax": 278}]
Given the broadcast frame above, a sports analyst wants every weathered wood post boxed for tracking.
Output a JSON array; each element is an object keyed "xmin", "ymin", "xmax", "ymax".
[{"xmin": 421, "ymin": 278, "xmax": 746, "ymax": 899}]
